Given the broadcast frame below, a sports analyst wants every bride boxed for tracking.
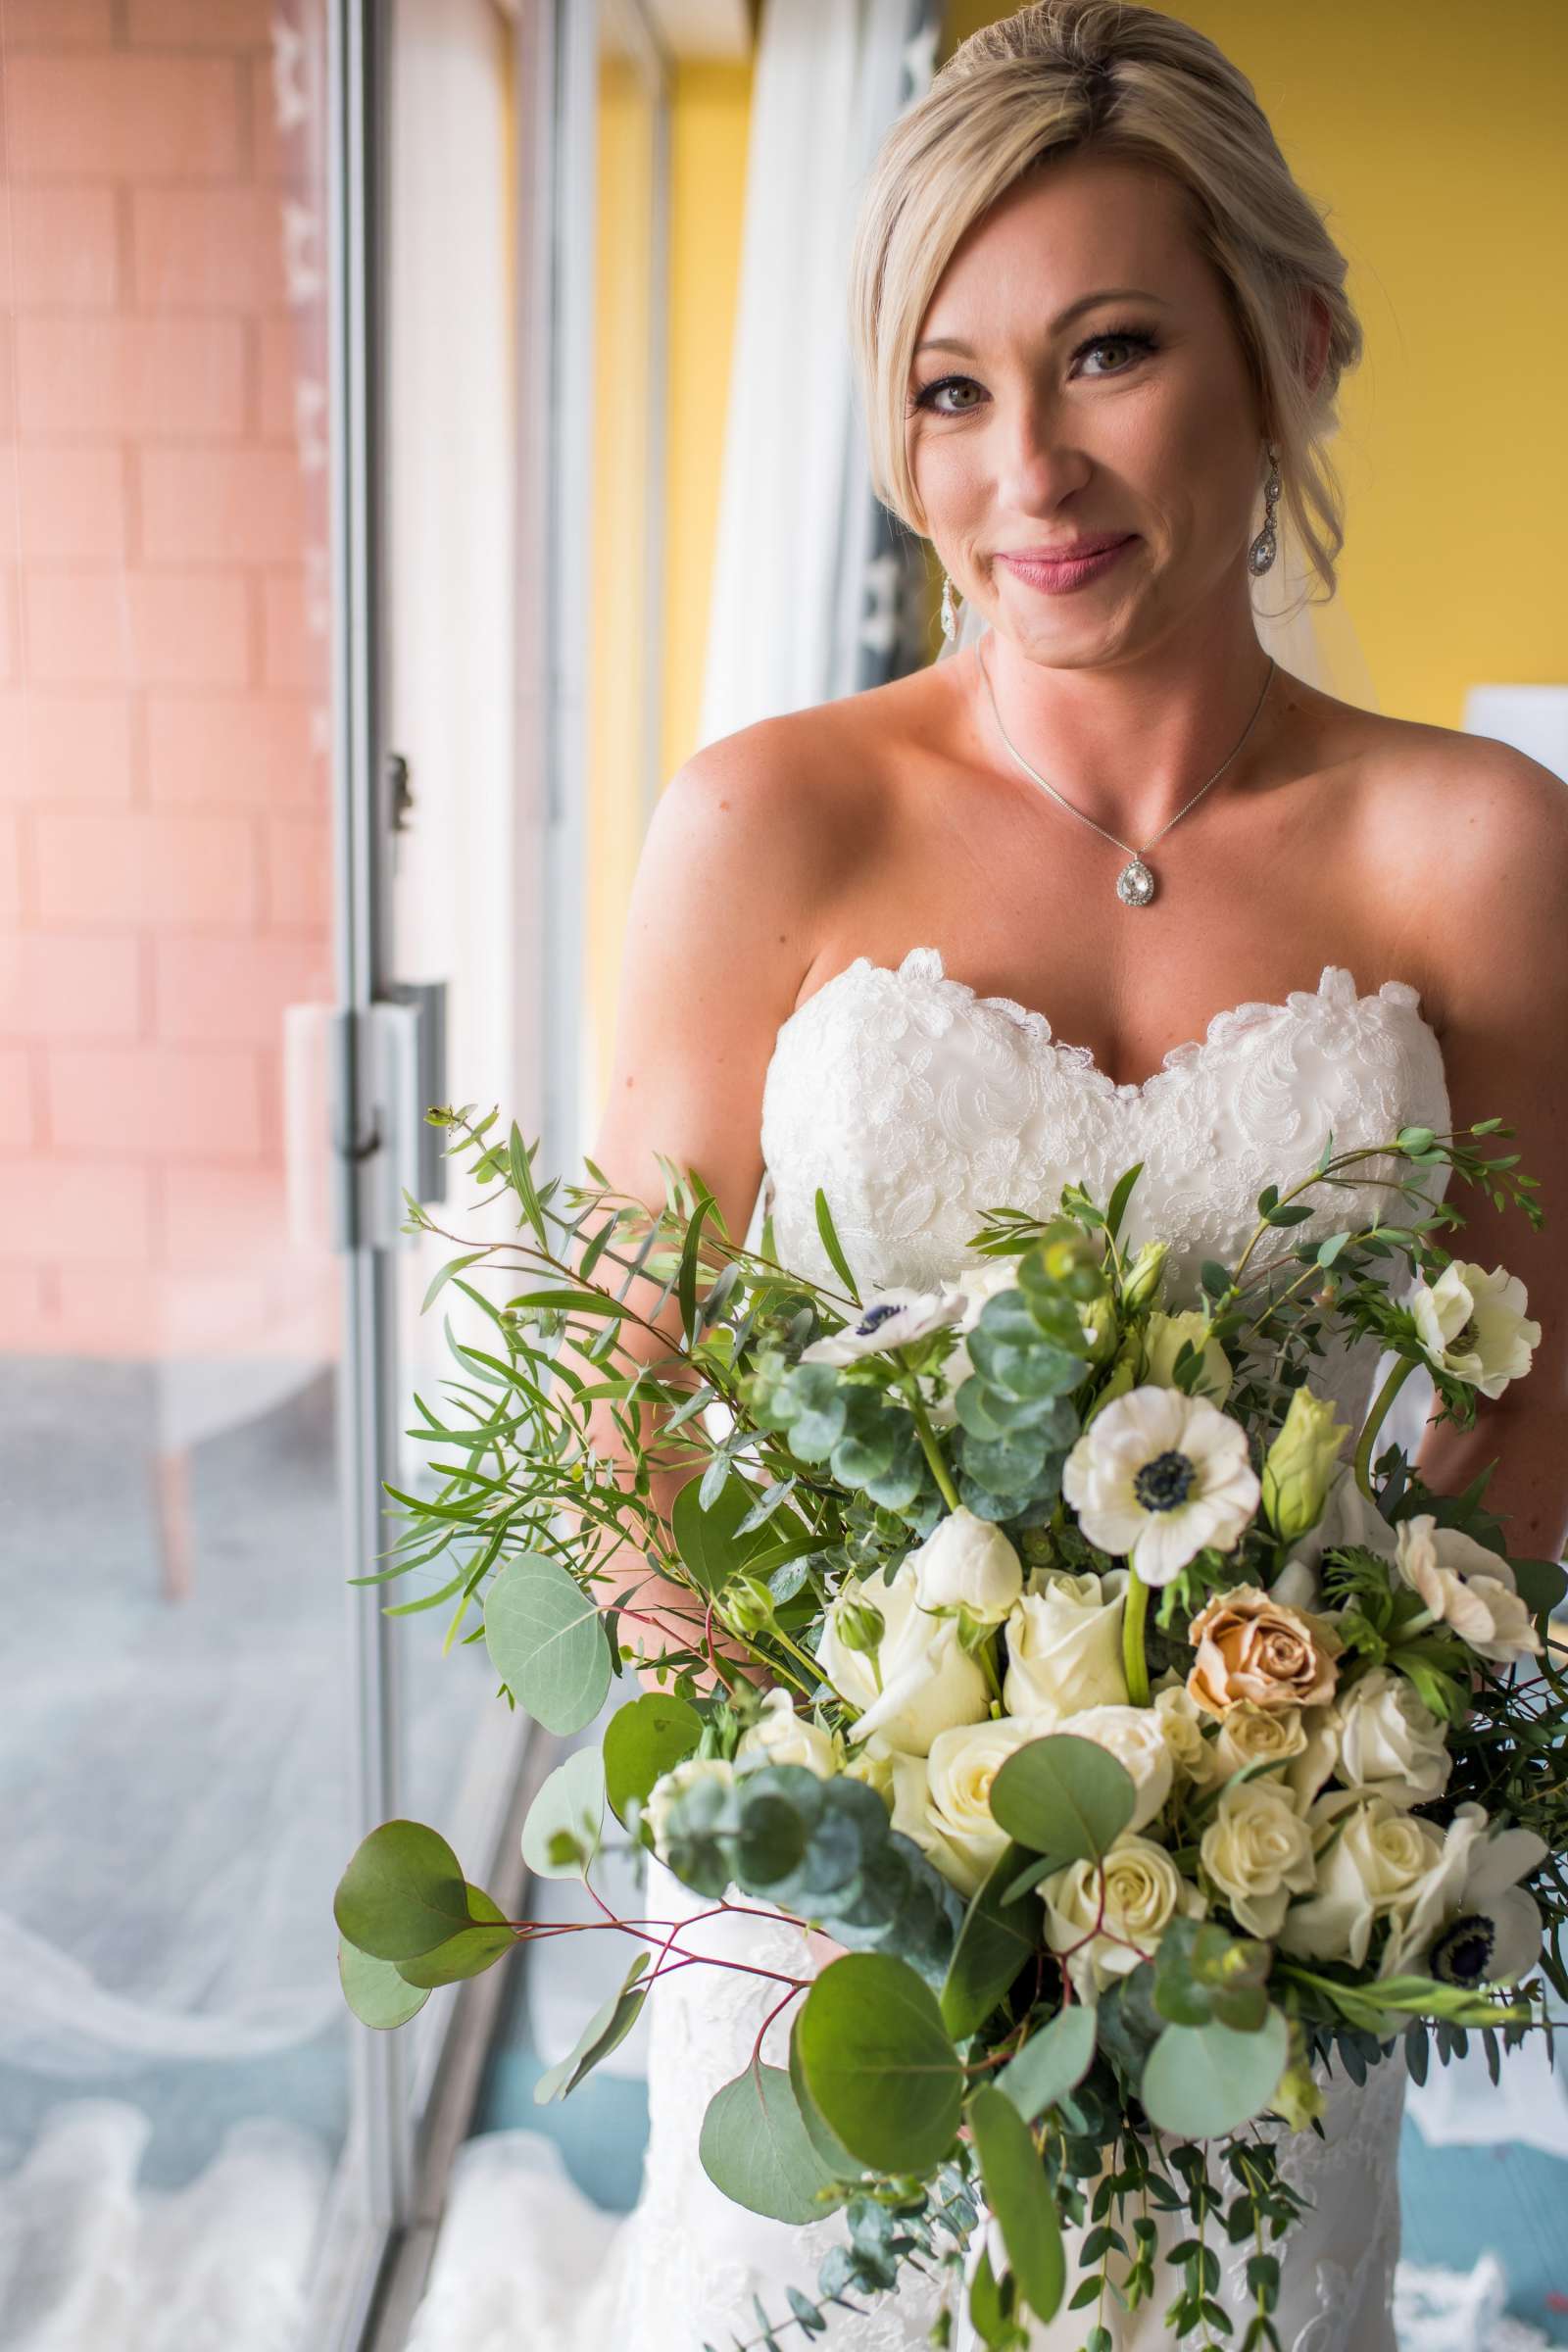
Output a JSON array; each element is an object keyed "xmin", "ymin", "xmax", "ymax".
[{"xmin": 410, "ymin": 5, "xmax": 1568, "ymax": 2347}]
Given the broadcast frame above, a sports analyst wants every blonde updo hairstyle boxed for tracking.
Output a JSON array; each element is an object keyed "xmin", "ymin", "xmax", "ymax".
[{"xmin": 847, "ymin": 0, "xmax": 1364, "ymax": 607}]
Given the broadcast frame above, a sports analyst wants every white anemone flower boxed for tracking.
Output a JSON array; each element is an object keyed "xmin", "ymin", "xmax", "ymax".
[
  {"xmin": 1379, "ymin": 1800, "xmax": 1547, "ymax": 1986},
  {"xmin": 1061, "ymin": 1383, "xmax": 1261, "ymax": 1586},
  {"xmin": 1410, "ymin": 1260, "xmax": 1541, "ymax": 1400},
  {"xmin": 798, "ymin": 1284, "xmax": 964, "ymax": 1367}
]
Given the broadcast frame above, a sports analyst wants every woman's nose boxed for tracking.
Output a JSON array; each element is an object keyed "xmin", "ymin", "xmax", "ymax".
[{"xmin": 992, "ymin": 391, "xmax": 1094, "ymax": 508}]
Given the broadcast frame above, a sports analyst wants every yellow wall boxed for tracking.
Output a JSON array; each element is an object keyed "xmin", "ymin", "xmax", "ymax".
[{"xmin": 942, "ymin": 0, "xmax": 1568, "ymax": 725}]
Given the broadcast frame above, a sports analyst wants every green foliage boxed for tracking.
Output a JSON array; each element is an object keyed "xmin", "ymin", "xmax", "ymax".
[
  {"xmin": 520, "ymin": 1744, "xmax": 606, "ymax": 1879},
  {"xmin": 483, "ymin": 1549, "xmax": 611, "ymax": 1734},
  {"xmin": 965, "ymin": 2083, "xmax": 1065, "ymax": 2325},
  {"xmin": 996, "ymin": 2003, "xmax": 1098, "ymax": 2122},
  {"xmin": 1152, "ymin": 1916, "xmax": 1273, "ymax": 2033},
  {"xmin": 1140, "ymin": 2006, "xmax": 1291, "ymax": 2137},
  {"xmin": 794, "ymin": 1953, "xmax": 964, "ymax": 2174},
  {"xmin": 698, "ymin": 2064, "xmax": 848, "ymax": 2224},
  {"xmin": 940, "ymin": 1840, "xmax": 1041, "ymax": 2039},
  {"xmin": 534, "ymin": 1952, "xmax": 651, "ymax": 2104},
  {"xmin": 602, "ymin": 1692, "xmax": 702, "ymax": 1823},
  {"xmin": 988, "ymin": 1734, "xmax": 1137, "ymax": 1863},
  {"xmin": 337, "ymin": 1936, "xmax": 431, "ymax": 2030}
]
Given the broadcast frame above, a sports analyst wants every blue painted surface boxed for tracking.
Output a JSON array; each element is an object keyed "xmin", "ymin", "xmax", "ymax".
[{"xmin": 1398, "ymin": 2118, "xmax": 1568, "ymax": 2345}]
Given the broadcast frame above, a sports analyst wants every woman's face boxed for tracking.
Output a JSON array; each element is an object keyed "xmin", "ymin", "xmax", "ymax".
[{"xmin": 907, "ymin": 149, "xmax": 1267, "ymax": 665}]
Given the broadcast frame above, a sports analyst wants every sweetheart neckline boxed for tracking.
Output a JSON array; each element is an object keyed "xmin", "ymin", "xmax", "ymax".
[{"xmin": 765, "ymin": 944, "xmax": 1446, "ymax": 1106}]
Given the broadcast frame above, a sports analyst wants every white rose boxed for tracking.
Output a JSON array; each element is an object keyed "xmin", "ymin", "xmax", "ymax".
[
  {"xmin": 1053, "ymin": 1702, "xmax": 1174, "ymax": 1834},
  {"xmin": 819, "ymin": 1559, "xmax": 989, "ymax": 1756},
  {"xmin": 1152, "ymin": 1679, "xmax": 1217, "ymax": 1784},
  {"xmin": 1378, "ymin": 1800, "xmax": 1548, "ymax": 1984},
  {"xmin": 735, "ymin": 1688, "xmax": 840, "ymax": 1778},
  {"xmin": 1197, "ymin": 1697, "xmax": 1338, "ymax": 1811},
  {"xmin": 941, "ymin": 1258, "xmax": 1022, "ymax": 1335},
  {"xmin": 921, "ymin": 1715, "xmax": 1048, "ymax": 1896},
  {"xmin": 1394, "ymin": 1516, "xmax": 1543, "ymax": 1666},
  {"xmin": 645, "ymin": 1755, "xmax": 735, "ymax": 1863},
  {"xmin": 912, "ymin": 1506, "xmax": 1024, "ymax": 1626},
  {"xmin": 1042, "ymin": 1834, "xmax": 1205, "ymax": 1997},
  {"xmin": 1003, "ymin": 1569, "xmax": 1129, "ymax": 1717},
  {"xmin": 1276, "ymin": 1793, "xmax": 1444, "ymax": 1969},
  {"xmin": 1332, "ymin": 1666, "xmax": 1451, "ymax": 1808},
  {"xmin": 1200, "ymin": 1781, "xmax": 1317, "ymax": 1937},
  {"xmin": 1410, "ymin": 1260, "xmax": 1541, "ymax": 1400},
  {"xmin": 1142, "ymin": 1308, "xmax": 1233, "ymax": 1406}
]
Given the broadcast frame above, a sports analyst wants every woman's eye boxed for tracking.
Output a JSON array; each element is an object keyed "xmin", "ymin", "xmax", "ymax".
[
  {"xmin": 909, "ymin": 329, "xmax": 1156, "ymax": 417},
  {"xmin": 1075, "ymin": 329, "xmax": 1157, "ymax": 376},
  {"xmin": 911, "ymin": 375, "xmax": 983, "ymax": 417}
]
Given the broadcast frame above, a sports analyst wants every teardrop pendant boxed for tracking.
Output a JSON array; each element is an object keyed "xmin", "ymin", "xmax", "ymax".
[{"xmin": 1116, "ymin": 857, "xmax": 1155, "ymax": 907}]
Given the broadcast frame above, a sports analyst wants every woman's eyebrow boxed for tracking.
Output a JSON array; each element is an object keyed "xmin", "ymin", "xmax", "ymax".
[{"xmin": 913, "ymin": 287, "xmax": 1169, "ymax": 359}]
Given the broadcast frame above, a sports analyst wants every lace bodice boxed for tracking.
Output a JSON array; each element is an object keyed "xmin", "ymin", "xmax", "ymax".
[{"xmin": 760, "ymin": 946, "xmax": 1451, "ymax": 1434}]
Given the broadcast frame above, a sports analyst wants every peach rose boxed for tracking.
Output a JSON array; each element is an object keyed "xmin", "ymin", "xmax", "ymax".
[{"xmin": 1187, "ymin": 1583, "xmax": 1343, "ymax": 1718}]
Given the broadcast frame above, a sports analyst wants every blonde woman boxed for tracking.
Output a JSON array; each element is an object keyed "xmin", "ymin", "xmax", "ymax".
[{"xmin": 415, "ymin": 6, "xmax": 1568, "ymax": 2347}]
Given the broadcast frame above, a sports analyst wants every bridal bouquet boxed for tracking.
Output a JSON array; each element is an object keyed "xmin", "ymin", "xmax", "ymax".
[{"xmin": 333, "ymin": 1104, "xmax": 1565, "ymax": 2351}]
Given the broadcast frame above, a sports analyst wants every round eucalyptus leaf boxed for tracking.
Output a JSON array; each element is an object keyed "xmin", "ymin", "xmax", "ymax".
[
  {"xmin": 996, "ymin": 2003, "xmax": 1099, "ymax": 2124},
  {"xmin": 534, "ymin": 1952, "xmax": 652, "ymax": 2106},
  {"xmin": 332, "ymin": 1818, "xmax": 472, "ymax": 1962},
  {"xmin": 794, "ymin": 1952, "xmax": 964, "ymax": 2176},
  {"xmin": 520, "ymin": 1745, "xmax": 606, "ymax": 1879},
  {"xmin": 484, "ymin": 1549, "xmax": 611, "ymax": 1734},
  {"xmin": 965, "ymin": 2083, "xmax": 1065, "ymax": 2325},
  {"xmin": 1140, "ymin": 2007, "xmax": 1291, "ymax": 2138},
  {"xmin": 698, "ymin": 2065, "xmax": 848, "ymax": 2223},
  {"xmin": 602, "ymin": 1692, "xmax": 702, "ymax": 1824},
  {"xmin": 988, "ymin": 1734, "xmax": 1136, "ymax": 1862},
  {"xmin": 788, "ymin": 2028, "xmax": 867, "ymax": 2181},
  {"xmin": 338, "ymin": 1936, "xmax": 431, "ymax": 2030}
]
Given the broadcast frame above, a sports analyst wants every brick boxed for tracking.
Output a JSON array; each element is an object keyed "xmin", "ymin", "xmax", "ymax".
[
  {"xmin": 132, "ymin": 189, "xmax": 288, "ymax": 311},
  {"xmin": 0, "ymin": 445, "xmax": 126, "ymax": 562},
  {"xmin": 3, "ymin": 186, "xmax": 119, "ymax": 308},
  {"xmin": 128, "ymin": 0, "xmax": 272, "ymax": 45},
  {"xmin": 263, "ymin": 813, "xmax": 329, "ymax": 929},
  {"xmin": 153, "ymin": 932, "xmax": 329, "ymax": 1044},
  {"xmin": 257, "ymin": 314, "xmax": 327, "ymax": 454},
  {"xmin": 46, "ymin": 1041, "xmax": 264, "ymax": 1155},
  {"xmin": 0, "ymin": 933, "xmax": 143, "ymax": 1040},
  {"xmin": 158, "ymin": 1162, "xmax": 286, "ymax": 1269},
  {"xmin": 0, "ymin": 1155, "xmax": 154, "ymax": 1259},
  {"xmin": 0, "ymin": 0, "xmax": 114, "ymax": 43},
  {"xmin": 27, "ymin": 572, "xmax": 251, "ymax": 687},
  {"xmin": 0, "ymin": 1047, "xmax": 36, "ymax": 1148},
  {"xmin": 261, "ymin": 566, "xmax": 327, "ymax": 689},
  {"xmin": 5, "ymin": 56, "xmax": 241, "ymax": 181},
  {"xmin": 252, "ymin": 52, "xmax": 323, "ymax": 188},
  {"xmin": 140, "ymin": 450, "xmax": 309, "ymax": 565},
  {"xmin": 35, "ymin": 808, "xmax": 258, "ymax": 927},
  {"xmin": 17, "ymin": 317, "xmax": 245, "ymax": 440},
  {"xmin": 147, "ymin": 693, "xmax": 322, "ymax": 808},
  {"xmin": 0, "ymin": 1260, "xmax": 50, "ymax": 1348},
  {"xmin": 0, "ymin": 694, "xmax": 135, "ymax": 801}
]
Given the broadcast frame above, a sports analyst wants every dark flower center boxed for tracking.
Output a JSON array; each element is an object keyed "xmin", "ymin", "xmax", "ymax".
[
  {"xmin": 1431, "ymin": 1912, "xmax": 1495, "ymax": 1987},
  {"xmin": 1134, "ymin": 1449, "xmax": 1197, "ymax": 1513},
  {"xmin": 854, "ymin": 1302, "xmax": 905, "ymax": 1337}
]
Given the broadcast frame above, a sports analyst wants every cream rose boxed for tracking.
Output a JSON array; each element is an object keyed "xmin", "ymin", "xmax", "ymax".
[
  {"xmin": 1200, "ymin": 1780, "xmax": 1318, "ymax": 1936},
  {"xmin": 818, "ymin": 1559, "xmax": 989, "ymax": 1757},
  {"xmin": 1410, "ymin": 1260, "xmax": 1540, "ymax": 1400},
  {"xmin": 1332, "ymin": 1666, "xmax": 1451, "ymax": 1807},
  {"xmin": 920, "ymin": 1715, "xmax": 1048, "ymax": 1896},
  {"xmin": 912, "ymin": 1506, "xmax": 1024, "ymax": 1626},
  {"xmin": 1002, "ymin": 1569, "xmax": 1130, "ymax": 1718},
  {"xmin": 1152, "ymin": 1680, "xmax": 1217, "ymax": 1784},
  {"xmin": 1276, "ymin": 1793, "xmax": 1444, "ymax": 1969},
  {"xmin": 735, "ymin": 1688, "xmax": 840, "ymax": 1779},
  {"xmin": 1188, "ymin": 1585, "xmax": 1343, "ymax": 1717},
  {"xmin": 1141, "ymin": 1308, "xmax": 1233, "ymax": 1406},
  {"xmin": 1054, "ymin": 1702, "xmax": 1174, "ymax": 1834},
  {"xmin": 1394, "ymin": 1516, "xmax": 1543, "ymax": 1667},
  {"xmin": 1042, "ymin": 1834, "xmax": 1206, "ymax": 1997}
]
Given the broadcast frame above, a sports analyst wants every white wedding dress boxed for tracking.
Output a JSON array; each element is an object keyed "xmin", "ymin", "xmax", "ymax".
[{"xmin": 409, "ymin": 945, "xmax": 1454, "ymax": 2352}]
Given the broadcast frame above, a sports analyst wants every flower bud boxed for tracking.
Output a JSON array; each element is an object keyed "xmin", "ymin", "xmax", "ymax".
[
  {"xmin": 1076, "ymin": 1292, "xmax": 1120, "ymax": 1364},
  {"xmin": 724, "ymin": 1574, "xmax": 775, "ymax": 1639},
  {"xmin": 832, "ymin": 1593, "xmax": 886, "ymax": 1658},
  {"xmin": 1261, "ymin": 1385, "xmax": 1349, "ymax": 1543},
  {"xmin": 1272, "ymin": 2059, "xmax": 1325, "ymax": 2132},
  {"xmin": 912, "ymin": 1505, "xmax": 1024, "ymax": 1626},
  {"xmin": 1122, "ymin": 1239, "xmax": 1169, "ymax": 1315}
]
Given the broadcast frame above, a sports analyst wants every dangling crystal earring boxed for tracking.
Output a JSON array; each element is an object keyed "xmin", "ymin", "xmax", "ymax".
[
  {"xmin": 940, "ymin": 569, "xmax": 961, "ymax": 641},
  {"xmin": 1248, "ymin": 443, "xmax": 1281, "ymax": 576}
]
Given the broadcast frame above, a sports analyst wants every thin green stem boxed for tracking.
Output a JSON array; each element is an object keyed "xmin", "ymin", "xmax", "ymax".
[
  {"xmin": 1123, "ymin": 1567, "xmax": 1152, "ymax": 1707},
  {"xmin": 1353, "ymin": 1355, "xmax": 1419, "ymax": 1502},
  {"xmin": 901, "ymin": 1374, "xmax": 962, "ymax": 1511}
]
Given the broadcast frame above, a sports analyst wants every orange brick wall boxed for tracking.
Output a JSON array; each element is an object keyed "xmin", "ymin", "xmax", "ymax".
[{"xmin": 0, "ymin": 0, "xmax": 338, "ymax": 1360}]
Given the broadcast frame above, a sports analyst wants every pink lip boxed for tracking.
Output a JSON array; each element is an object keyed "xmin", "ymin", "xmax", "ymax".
[
  {"xmin": 1001, "ymin": 534, "xmax": 1135, "ymax": 562},
  {"xmin": 997, "ymin": 535, "xmax": 1138, "ymax": 595}
]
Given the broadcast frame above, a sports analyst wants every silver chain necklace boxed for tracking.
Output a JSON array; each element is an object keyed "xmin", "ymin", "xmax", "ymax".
[{"xmin": 976, "ymin": 633, "xmax": 1277, "ymax": 907}]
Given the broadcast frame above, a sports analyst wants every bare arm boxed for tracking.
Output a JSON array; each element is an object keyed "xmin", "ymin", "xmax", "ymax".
[
  {"xmin": 1407, "ymin": 744, "xmax": 1568, "ymax": 1567},
  {"xmin": 557, "ymin": 718, "xmax": 839, "ymax": 1687}
]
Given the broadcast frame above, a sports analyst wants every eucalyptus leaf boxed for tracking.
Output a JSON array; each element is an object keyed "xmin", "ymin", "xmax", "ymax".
[
  {"xmin": 484, "ymin": 1549, "xmax": 611, "ymax": 1734},
  {"xmin": 338, "ymin": 1936, "xmax": 432, "ymax": 2030},
  {"xmin": 988, "ymin": 1735, "xmax": 1136, "ymax": 1863},
  {"xmin": 602, "ymin": 1692, "xmax": 702, "ymax": 1824},
  {"xmin": 393, "ymin": 1882, "xmax": 515, "ymax": 1988},
  {"xmin": 672, "ymin": 1472, "xmax": 778, "ymax": 1596},
  {"xmin": 966, "ymin": 2083, "xmax": 1065, "ymax": 2324},
  {"xmin": 534, "ymin": 1952, "xmax": 652, "ymax": 2104},
  {"xmin": 941, "ymin": 1841, "xmax": 1039, "ymax": 2039},
  {"xmin": 1140, "ymin": 2007, "xmax": 1291, "ymax": 2138},
  {"xmin": 333, "ymin": 1819, "xmax": 474, "ymax": 1962},
  {"xmin": 794, "ymin": 1953, "xmax": 964, "ymax": 2175},
  {"xmin": 996, "ymin": 2004, "xmax": 1098, "ymax": 2123},
  {"xmin": 521, "ymin": 1745, "xmax": 606, "ymax": 1879},
  {"xmin": 699, "ymin": 2065, "xmax": 848, "ymax": 2223}
]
